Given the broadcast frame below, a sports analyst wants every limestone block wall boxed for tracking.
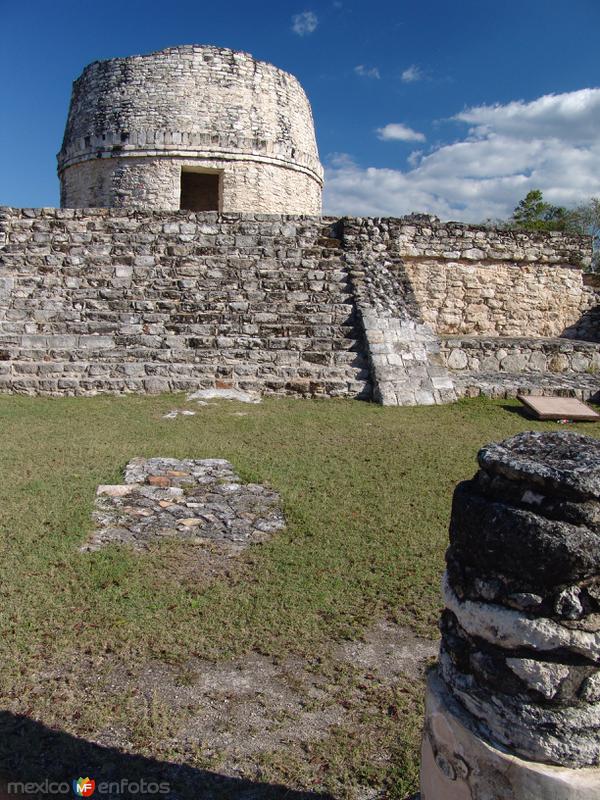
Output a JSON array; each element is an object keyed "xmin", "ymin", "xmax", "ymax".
[
  {"xmin": 340, "ymin": 217, "xmax": 457, "ymax": 406},
  {"xmin": 361, "ymin": 216, "xmax": 594, "ymax": 338},
  {"xmin": 439, "ymin": 336, "xmax": 600, "ymax": 375},
  {"xmin": 0, "ymin": 208, "xmax": 369, "ymax": 398},
  {"xmin": 0, "ymin": 209, "xmax": 596, "ymax": 402},
  {"xmin": 60, "ymin": 157, "xmax": 322, "ymax": 216},
  {"xmin": 58, "ymin": 46, "xmax": 323, "ymax": 214}
]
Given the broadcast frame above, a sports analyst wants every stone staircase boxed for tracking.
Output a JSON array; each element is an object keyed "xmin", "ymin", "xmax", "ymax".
[
  {"xmin": 0, "ymin": 212, "xmax": 371, "ymax": 398},
  {"xmin": 339, "ymin": 218, "xmax": 457, "ymax": 406}
]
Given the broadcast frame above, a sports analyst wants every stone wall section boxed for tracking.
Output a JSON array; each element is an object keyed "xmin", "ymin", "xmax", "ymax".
[
  {"xmin": 0, "ymin": 208, "xmax": 597, "ymax": 403},
  {"xmin": 381, "ymin": 217, "xmax": 595, "ymax": 339},
  {"xmin": 0, "ymin": 208, "xmax": 370, "ymax": 398},
  {"xmin": 60, "ymin": 157, "xmax": 322, "ymax": 216},
  {"xmin": 440, "ymin": 336, "xmax": 600, "ymax": 375},
  {"xmin": 439, "ymin": 336, "xmax": 600, "ymax": 401}
]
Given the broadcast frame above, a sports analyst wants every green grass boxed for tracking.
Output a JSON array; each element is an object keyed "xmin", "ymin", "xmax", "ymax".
[{"xmin": 0, "ymin": 394, "xmax": 598, "ymax": 797}]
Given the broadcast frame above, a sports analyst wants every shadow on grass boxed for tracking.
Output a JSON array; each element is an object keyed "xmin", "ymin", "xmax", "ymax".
[
  {"xmin": 0, "ymin": 712, "xmax": 331, "ymax": 800},
  {"xmin": 500, "ymin": 403, "xmax": 534, "ymax": 419}
]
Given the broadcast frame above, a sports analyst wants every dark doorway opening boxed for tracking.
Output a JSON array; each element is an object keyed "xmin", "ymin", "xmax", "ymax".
[{"xmin": 180, "ymin": 170, "xmax": 221, "ymax": 211}]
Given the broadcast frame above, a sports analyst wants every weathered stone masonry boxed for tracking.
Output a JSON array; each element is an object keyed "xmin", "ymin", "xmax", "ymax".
[
  {"xmin": 421, "ymin": 432, "xmax": 600, "ymax": 799},
  {"xmin": 58, "ymin": 46, "xmax": 323, "ymax": 215},
  {"xmin": 0, "ymin": 208, "xmax": 369, "ymax": 398},
  {"xmin": 362, "ymin": 216, "xmax": 595, "ymax": 339},
  {"xmin": 341, "ymin": 217, "xmax": 457, "ymax": 406},
  {"xmin": 341, "ymin": 216, "xmax": 599, "ymax": 403},
  {"xmin": 0, "ymin": 207, "xmax": 597, "ymax": 403}
]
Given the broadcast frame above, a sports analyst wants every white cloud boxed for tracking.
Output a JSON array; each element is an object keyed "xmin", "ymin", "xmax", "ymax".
[
  {"xmin": 292, "ymin": 11, "xmax": 318, "ymax": 36},
  {"xmin": 401, "ymin": 65, "xmax": 424, "ymax": 83},
  {"xmin": 454, "ymin": 89, "xmax": 600, "ymax": 144},
  {"xmin": 355, "ymin": 65, "xmax": 381, "ymax": 79},
  {"xmin": 324, "ymin": 88, "xmax": 600, "ymax": 222},
  {"xmin": 377, "ymin": 123, "xmax": 426, "ymax": 142}
]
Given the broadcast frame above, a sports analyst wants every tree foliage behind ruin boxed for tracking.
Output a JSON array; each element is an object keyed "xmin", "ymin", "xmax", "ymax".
[{"xmin": 502, "ymin": 190, "xmax": 600, "ymax": 271}]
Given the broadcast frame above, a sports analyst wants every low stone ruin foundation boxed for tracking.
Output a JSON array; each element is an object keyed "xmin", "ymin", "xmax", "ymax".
[
  {"xmin": 421, "ymin": 431, "xmax": 600, "ymax": 799},
  {"xmin": 87, "ymin": 457, "xmax": 285, "ymax": 552}
]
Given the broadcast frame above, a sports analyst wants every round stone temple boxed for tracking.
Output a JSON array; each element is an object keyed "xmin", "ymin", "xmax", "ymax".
[{"xmin": 57, "ymin": 45, "xmax": 324, "ymax": 214}]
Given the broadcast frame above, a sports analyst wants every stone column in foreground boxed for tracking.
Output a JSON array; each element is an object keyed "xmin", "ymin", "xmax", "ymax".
[{"xmin": 421, "ymin": 431, "xmax": 600, "ymax": 799}]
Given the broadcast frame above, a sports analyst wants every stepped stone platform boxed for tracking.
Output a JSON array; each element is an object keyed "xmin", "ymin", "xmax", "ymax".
[
  {"xmin": 454, "ymin": 372, "xmax": 600, "ymax": 402},
  {"xmin": 1, "ymin": 208, "xmax": 597, "ymax": 406},
  {"xmin": 0, "ymin": 211, "xmax": 371, "ymax": 399}
]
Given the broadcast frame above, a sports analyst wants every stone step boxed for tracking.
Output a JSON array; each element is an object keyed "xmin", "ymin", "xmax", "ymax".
[
  {"xmin": 0, "ymin": 312, "xmax": 360, "ymax": 333},
  {"xmin": 0, "ymin": 369, "xmax": 372, "ymax": 400},
  {"xmin": 454, "ymin": 372, "xmax": 600, "ymax": 402},
  {"xmin": 0, "ymin": 333, "xmax": 363, "ymax": 356},
  {"xmin": 0, "ymin": 346, "xmax": 369, "ymax": 368}
]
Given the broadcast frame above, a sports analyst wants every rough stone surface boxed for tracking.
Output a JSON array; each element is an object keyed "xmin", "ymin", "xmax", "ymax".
[
  {"xmin": 434, "ymin": 432, "xmax": 600, "ymax": 770},
  {"xmin": 86, "ymin": 457, "xmax": 285, "ymax": 552},
  {"xmin": 505, "ymin": 657, "xmax": 571, "ymax": 700},
  {"xmin": 449, "ymin": 484, "xmax": 600, "ymax": 592},
  {"xmin": 0, "ymin": 207, "xmax": 597, "ymax": 404},
  {"xmin": 421, "ymin": 671, "xmax": 600, "ymax": 800},
  {"xmin": 440, "ymin": 335, "xmax": 600, "ymax": 375},
  {"xmin": 393, "ymin": 218, "xmax": 596, "ymax": 338},
  {"xmin": 453, "ymin": 370, "xmax": 600, "ymax": 402},
  {"xmin": 58, "ymin": 46, "xmax": 323, "ymax": 215},
  {"xmin": 188, "ymin": 388, "xmax": 261, "ymax": 404},
  {"xmin": 0, "ymin": 210, "xmax": 371, "ymax": 400},
  {"xmin": 477, "ymin": 430, "xmax": 600, "ymax": 501},
  {"xmin": 341, "ymin": 216, "xmax": 457, "ymax": 406}
]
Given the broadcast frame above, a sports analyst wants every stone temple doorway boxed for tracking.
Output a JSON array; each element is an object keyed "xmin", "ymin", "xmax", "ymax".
[{"xmin": 179, "ymin": 169, "xmax": 221, "ymax": 211}]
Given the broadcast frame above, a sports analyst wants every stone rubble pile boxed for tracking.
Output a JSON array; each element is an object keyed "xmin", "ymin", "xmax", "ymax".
[
  {"xmin": 439, "ymin": 430, "xmax": 600, "ymax": 768},
  {"xmin": 86, "ymin": 457, "xmax": 285, "ymax": 552}
]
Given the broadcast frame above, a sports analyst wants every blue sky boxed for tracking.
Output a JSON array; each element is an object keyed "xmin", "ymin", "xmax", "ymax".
[{"xmin": 1, "ymin": 0, "xmax": 600, "ymax": 220}]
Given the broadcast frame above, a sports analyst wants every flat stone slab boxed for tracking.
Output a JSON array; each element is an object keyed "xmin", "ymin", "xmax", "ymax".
[
  {"xmin": 188, "ymin": 388, "xmax": 261, "ymax": 404},
  {"xmin": 85, "ymin": 457, "xmax": 285, "ymax": 552},
  {"xmin": 518, "ymin": 395, "xmax": 600, "ymax": 422}
]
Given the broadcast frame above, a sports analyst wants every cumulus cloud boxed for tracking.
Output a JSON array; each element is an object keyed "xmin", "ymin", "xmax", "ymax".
[
  {"xmin": 377, "ymin": 123, "xmax": 426, "ymax": 142},
  {"xmin": 324, "ymin": 88, "xmax": 600, "ymax": 222},
  {"xmin": 455, "ymin": 89, "xmax": 600, "ymax": 144},
  {"xmin": 292, "ymin": 11, "xmax": 318, "ymax": 36},
  {"xmin": 401, "ymin": 65, "xmax": 424, "ymax": 83},
  {"xmin": 355, "ymin": 65, "xmax": 381, "ymax": 79}
]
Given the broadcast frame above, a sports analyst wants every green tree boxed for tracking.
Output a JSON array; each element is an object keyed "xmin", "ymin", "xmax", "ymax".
[
  {"xmin": 567, "ymin": 198, "xmax": 600, "ymax": 271},
  {"xmin": 510, "ymin": 189, "xmax": 569, "ymax": 232}
]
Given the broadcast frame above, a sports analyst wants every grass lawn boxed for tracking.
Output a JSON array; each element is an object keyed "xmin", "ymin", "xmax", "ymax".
[{"xmin": 0, "ymin": 394, "xmax": 598, "ymax": 799}]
